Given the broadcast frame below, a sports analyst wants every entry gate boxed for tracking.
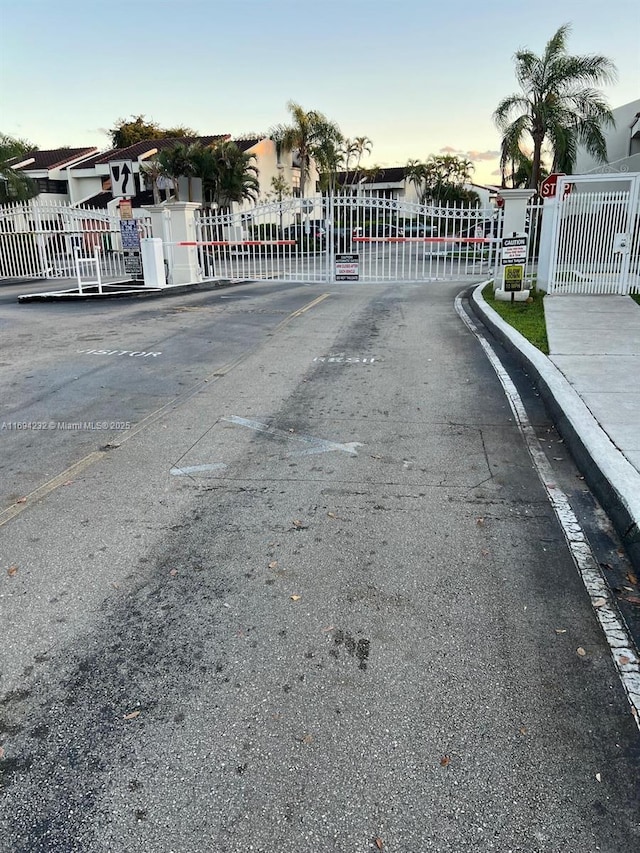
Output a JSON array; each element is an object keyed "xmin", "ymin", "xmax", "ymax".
[
  {"xmin": 195, "ymin": 194, "xmax": 503, "ymax": 283},
  {"xmin": 547, "ymin": 173, "xmax": 640, "ymax": 294}
]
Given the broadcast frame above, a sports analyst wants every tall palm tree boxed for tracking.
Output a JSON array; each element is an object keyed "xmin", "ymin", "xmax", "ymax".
[
  {"xmin": 209, "ymin": 141, "xmax": 259, "ymax": 211},
  {"xmin": 156, "ymin": 142, "xmax": 199, "ymax": 202},
  {"xmin": 405, "ymin": 159, "xmax": 427, "ymax": 203},
  {"xmin": 270, "ymin": 101, "xmax": 342, "ymax": 197},
  {"xmin": 493, "ymin": 24, "xmax": 617, "ymax": 189},
  {"xmin": 0, "ymin": 133, "xmax": 38, "ymax": 203}
]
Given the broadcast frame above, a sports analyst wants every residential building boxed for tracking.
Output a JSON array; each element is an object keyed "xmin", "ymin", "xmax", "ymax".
[{"xmin": 574, "ymin": 98, "xmax": 640, "ymax": 174}]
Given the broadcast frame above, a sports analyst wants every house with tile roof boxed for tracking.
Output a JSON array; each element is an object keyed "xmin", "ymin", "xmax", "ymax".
[
  {"xmin": 8, "ymin": 135, "xmax": 316, "ymax": 213},
  {"xmin": 7, "ymin": 147, "xmax": 99, "ymax": 202}
]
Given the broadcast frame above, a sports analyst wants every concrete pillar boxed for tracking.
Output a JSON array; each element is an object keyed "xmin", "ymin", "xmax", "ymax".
[
  {"xmin": 142, "ymin": 202, "xmax": 202, "ymax": 285},
  {"xmin": 140, "ymin": 238, "xmax": 166, "ymax": 287},
  {"xmin": 494, "ymin": 188, "xmax": 536, "ymax": 301},
  {"xmin": 536, "ymin": 195, "xmax": 559, "ymax": 293}
]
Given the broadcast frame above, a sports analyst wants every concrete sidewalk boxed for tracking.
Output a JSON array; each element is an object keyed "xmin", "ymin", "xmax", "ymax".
[
  {"xmin": 471, "ymin": 286, "xmax": 640, "ymax": 572},
  {"xmin": 545, "ymin": 295, "xmax": 640, "ymax": 475}
]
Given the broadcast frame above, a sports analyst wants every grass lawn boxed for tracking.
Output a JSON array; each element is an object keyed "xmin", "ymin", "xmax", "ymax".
[
  {"xmin": 632, "ymin": 294, "xmax": 640, "ymax": 308},
  {"xmin": 482, "ymin": 283, "xmax": 549, "ymax": 355}
]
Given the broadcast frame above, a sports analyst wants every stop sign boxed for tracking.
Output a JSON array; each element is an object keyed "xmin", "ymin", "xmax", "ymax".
[{"xmin": 540, "ymin": 173, "xmax": 573, "ymax": 199}]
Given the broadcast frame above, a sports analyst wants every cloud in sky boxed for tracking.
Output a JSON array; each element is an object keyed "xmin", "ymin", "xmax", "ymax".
[{"xmin": 440, "ymin": 147, "xmax": 500, "ymax": 162}]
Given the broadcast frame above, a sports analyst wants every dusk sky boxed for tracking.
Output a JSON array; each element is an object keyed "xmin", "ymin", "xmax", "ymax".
[{"xmin": 1, "ymin": 0, "xmax": 638, "ymax": 185}]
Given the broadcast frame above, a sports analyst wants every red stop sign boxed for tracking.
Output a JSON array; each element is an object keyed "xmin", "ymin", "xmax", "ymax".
[{"xmin": 540, "ymin": 173, "xmax": 567, "ymax": 198}]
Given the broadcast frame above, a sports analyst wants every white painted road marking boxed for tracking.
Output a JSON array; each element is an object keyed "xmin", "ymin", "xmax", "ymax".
[
  {"xmin": 455, "ymin": 290, "xmax": 640, "ymax": 729},
  {"xmin": 313, "ymin": 354, "xmax": 376, "ymax": 364},
  {"xmin": 223, "ymin": 415, "xmax": 362, "ymax": 457},
  {"xmin": 170, "ymin": 463, "xmax": 228, "ymax": 476},
  {"xmin": 77, "ymin": 349, "xmax": 162, "ymax": 357}
]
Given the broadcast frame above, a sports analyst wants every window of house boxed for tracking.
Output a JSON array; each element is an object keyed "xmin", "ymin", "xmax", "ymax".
[{"xmin": 36, "ymin": 178, "xmax": 68, "ymax": 194}]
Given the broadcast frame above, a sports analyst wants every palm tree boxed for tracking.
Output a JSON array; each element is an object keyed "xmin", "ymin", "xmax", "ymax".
[
  {"xmin": 493, "ymin": 24, "xmax": 617, "ymax": 189},
  {"xmin": 156, "ymin": 142, "xmax": 199, "ymax": 202},
  {"xmin": 499, "ymin": 139, "xmax": 550, "ymax": 189},
  {"xmin": 405, "ymin": 159, "xmax": 427, "ymax": 203},
  {"xmin": 0, "ymin": 133, "xmax": 38, "ymax": 203},
  {"xmin": 208, "ymin": 141, "xmax": 259, "ymax": 211},
  {"xmin": 270, "ymin": 101, "xmax": 342, "ymax": 197}
]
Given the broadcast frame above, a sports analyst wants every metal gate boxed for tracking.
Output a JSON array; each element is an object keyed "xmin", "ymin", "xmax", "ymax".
[
  {"xmin": 547, "ymin": 173, "xmax": 640, "ymax": 294},
  {"xmin": 0, "ymin": 200, "xmax": 151, "ymax": 281},
  {"xmin": 195, "ymin": 194, "xmax": 503, "ymax": 284}
]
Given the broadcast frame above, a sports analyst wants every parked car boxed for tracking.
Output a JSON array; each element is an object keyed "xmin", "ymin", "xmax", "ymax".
[
  {"xmin": 402, "ymin": 222, "xmax": 438, "ymax": 238},
  {"xmin": 282, "ymin": 222, "xmax": 326, "ymax": 244},
  {"xmin": 352, "ymin": 224, "xmax": 405, "ymax": 239}
]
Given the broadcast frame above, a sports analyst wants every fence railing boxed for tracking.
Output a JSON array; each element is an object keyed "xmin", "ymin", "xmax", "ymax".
[{"xmin": 0, "ymin": 199, "xmax": 151, "ymax": 281}]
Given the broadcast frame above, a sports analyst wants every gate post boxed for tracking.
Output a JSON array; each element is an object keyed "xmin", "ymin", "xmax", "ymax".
[
  {"xmin": 142, "ymin": 202, "xmax": 201, "ymax": 285},
  {"xmin": 494, "ymin": 188, "xmax": 535, "ymax": 298},
  {"xmin": 536, "ymin": 193, "xmax": 559, "ymax": 293}
]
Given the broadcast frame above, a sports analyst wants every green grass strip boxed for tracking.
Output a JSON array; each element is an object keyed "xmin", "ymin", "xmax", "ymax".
[{"xmin": 482, "ymin": 283, "xmax": 549, "ymax": 355}]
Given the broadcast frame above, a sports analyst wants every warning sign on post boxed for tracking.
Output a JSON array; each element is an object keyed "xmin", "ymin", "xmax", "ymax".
[
  {"xmin": 504, "ymin": 264, "xmax": 524, "ymax": 291},
  {"xmin": 336, "ymin": 253, "xmax": 359, "ymax": 281},
  {"xmin": 501, "ymin": 236, "xmax": 527, "ymax": 264},
  {"xmin": 120, "ymin": 220, "xmax": 140, "ymax": 251}
]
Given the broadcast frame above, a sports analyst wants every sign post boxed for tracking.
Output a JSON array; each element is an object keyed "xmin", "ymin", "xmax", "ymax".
[
  {"xmin": 495, "ymin": 231, "xmax": 529, "ymax": 302},
  {"xmin": 119, "ymin": 219, "xmax": 142, "ymax": 280}
]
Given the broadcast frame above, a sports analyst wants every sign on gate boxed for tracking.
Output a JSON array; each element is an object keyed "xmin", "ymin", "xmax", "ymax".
[
  {"xmin": 124, "ymin": 251, "xmax": 142, "ymax": 277},
  {"xmin": 336, "ymin": 253, "xmax": 359, "ymax": 281},
  {"xmin": 120, "ymin": 220, "xmax": 140, "ymax": 250}
]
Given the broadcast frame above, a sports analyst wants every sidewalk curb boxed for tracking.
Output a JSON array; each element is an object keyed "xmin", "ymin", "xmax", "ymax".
[{"xmin": 470, "ymin": 282, "xmax": 640, "ymax": 573}]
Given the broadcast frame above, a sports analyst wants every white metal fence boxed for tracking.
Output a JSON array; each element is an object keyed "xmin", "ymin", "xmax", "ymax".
[
  {"xmin": 195, "ymin": 194, "xmax": 504, "ymax": 284},
  {"xmin": 547, "ymin": 174, "xmax": 640, "ymax": 295},
  {"xmin": 0, "ymin": 200, "xmax": 152, "ymax": 281}
]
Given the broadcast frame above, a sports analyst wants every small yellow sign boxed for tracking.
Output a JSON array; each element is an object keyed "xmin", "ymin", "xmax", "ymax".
[{"xmin": 504, "ymin": 264, "xmax": 524, "ymax": 291}]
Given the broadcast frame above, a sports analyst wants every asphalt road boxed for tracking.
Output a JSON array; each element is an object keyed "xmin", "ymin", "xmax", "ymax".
[{"xmin": 0, "ymin": 279, "xmax": 638, "ymax": 852}]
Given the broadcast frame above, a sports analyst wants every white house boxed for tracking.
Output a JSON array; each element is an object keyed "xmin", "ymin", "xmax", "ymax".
[{"xmin": 574, "ymin": 98, "xmax": 640, "ymax": 174}]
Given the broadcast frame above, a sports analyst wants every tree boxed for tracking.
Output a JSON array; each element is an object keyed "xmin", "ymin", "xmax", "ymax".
[
  {"xmin": 0, "ymin": 133, "xmax": 38, "ymax": 203},
  {"xmin": 405, "ymin": 159, "xmax": 428, "ymax": 202},
  {"xmin": 499, "ymin": 139, "xmax": 550, "ymax": 188},
  {"xmin": 150, "ymin": 140, "xmax": 259, "ymax": 210},
  {"xmin": 338, "ymin": 136, "xmax": 374, "ymax": 189},
  {"xmin": 270, "ymin": 101, "xmax": 342, "ymax": 196},
  {"xmin": 203, "ymin": 141, "xmax": 259, "ymax": 211},
  {"xmin": 405, "ymin": 155, "xmax": 476, "ymax": 204},
  {"xmin": 109, "ymin": 115, "xmax": 198, "ymax": 148},
  {"xmin": 155, "ymin": 142, "xmax": 199, "ymax": 202},
  {"xmin": 493, "ymin": 24, "xmax": 617, "ymax": 189}
]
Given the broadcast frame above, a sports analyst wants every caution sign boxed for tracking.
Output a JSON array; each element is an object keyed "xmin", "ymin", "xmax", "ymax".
[
  {"xmin": 504, "ymin": 264, "xmax": 524, "ymax": 291},
  {"xmin": 501, "ymin": 236, "xmax": 527, "ymax": 264},
  {"xmin": 336, "ymin": 253, "xmax": 359, "ymax": 281},
  {"xmin": 124, "ymin": 251, "xmax": 142, "ymax": 277}
]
